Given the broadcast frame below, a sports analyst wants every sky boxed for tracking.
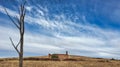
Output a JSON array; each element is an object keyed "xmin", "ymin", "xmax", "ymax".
[{"xmin": 0, "ymin": 0, "xmax": 120, "ymax": 59}]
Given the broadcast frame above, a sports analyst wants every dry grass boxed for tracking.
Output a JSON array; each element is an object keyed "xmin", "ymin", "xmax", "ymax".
[{"xmin": 0, "ymin": 56, "xmax": 120, "ymax": 67}]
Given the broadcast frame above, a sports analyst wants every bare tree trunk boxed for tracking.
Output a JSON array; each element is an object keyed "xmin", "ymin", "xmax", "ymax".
[
  {"xmin": 19, "ymin": 21, "xmax": 24, "ymax": 67},
  {"xmin": 19, "ymin": 53, "xmax": 23, "ymax": 67}
]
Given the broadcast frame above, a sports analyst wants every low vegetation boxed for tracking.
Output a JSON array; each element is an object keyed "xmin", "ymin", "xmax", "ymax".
[{"xmin": 0, "ymin": 55, "xmax": 120, "ymax": 67}]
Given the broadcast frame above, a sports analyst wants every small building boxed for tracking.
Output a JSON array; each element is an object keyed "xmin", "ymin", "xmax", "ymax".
[{"xmin": 49, "ymin": 51, "xmax": 69, "ymax": 60}]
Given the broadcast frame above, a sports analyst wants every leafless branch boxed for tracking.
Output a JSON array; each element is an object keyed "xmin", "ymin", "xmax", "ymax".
[
  {"xmin": 9, "ymin": 37, "xmax": 20, "ymax": 54},
  {"xmin": 4, "ymin": 8, "xmax": 20, "ymax": 29},
  {"xmin": 16, "ymin": 40, "xmax": 20, "ymax": 48}
]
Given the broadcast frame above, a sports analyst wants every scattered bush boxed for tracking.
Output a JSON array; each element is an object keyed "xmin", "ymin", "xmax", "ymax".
[
  {"xmin": 111, "ymin": 58, "xmax": 116, "ymax": 60},
  {"xmin": 24, "ymin": 57, "xmax": 61, "ymax": 61},
  {"xmin": 0, "ymin": 59, "xmax": 3, "ymax": 62},
  {"xmin": 98, "ymin": 59, "xmax": 110, "ymax": 62},
  {"xmin": 95, "ymin": 57, "xmax": 103, "ymax": 59},
  {"xmin": 63, "ymin": 58, "xmax": 77, "ymax": 61},
  {"xmin": 51, "ymin": 54, "xmax": 58, "ymax": 59},
  {"xmin": 51, "ymin": 59, "xmax": 60, "ymax": 61},
  {"xmin": 79, "ymin": 59, "xmax": 86, "ymax": 61}
]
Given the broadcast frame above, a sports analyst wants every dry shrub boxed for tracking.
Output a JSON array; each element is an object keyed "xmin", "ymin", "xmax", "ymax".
[
  {"xmin": 78, "ymin": 59, "xmax": 86, "ymax": 61},
  {"xmin": 0, "ymin": 59, "xmax": 3, "ymax": 62},
  {"xmin": 111, "ymin": 58, "xmax": 116, "ymax": 60},
  {"xmin": 24, "ymin": 58, "xmax": 51, "ymax": 61},
  {"xmin": 1, "ymin": 60, "xmax": 120, "ymax": 67},
  {"xmin": 63, "ymin": 58, "xmax": 77, "ymax": 61},
  {"xmin": 98, "ymin": 59, "xmax": 110, "ymax": 62},
  {"xmin": 51, "ymin": 59, "xmax": 60, "ymax": 61},
  {"xmin": 1, "ymin": 56, "xmax": 120, "ymax": 67}
]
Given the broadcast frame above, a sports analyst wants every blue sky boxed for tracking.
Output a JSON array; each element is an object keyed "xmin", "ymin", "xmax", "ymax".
[{"xmin": 0, "ymin": 0, "xmax": 120, "ymax": 59}]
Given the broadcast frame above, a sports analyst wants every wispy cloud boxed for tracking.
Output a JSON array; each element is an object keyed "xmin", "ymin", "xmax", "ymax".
[
  {"xmin": 0, "ymin": 2, "xmax": 120, "ymax": 59},
  {"xmin": 0, "ymin": 22, "xmax": 120, "ymax": 58}
]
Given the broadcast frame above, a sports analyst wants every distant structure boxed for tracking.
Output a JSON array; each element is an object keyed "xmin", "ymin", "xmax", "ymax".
[{"xmin": 49, "ymin": 51, "xmax": 69, "ymax": 60}]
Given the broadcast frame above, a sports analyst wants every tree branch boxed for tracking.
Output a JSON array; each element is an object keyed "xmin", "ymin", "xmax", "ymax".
[
  {"xmin": 9, "ymin": 37, "xmax": 20, "ymax": 54},
  {"xmin": 16, "ymin": 40, "xmax": 20, "ymax": 48},
  {"xmin": 4, "ymin": 8, "xmax": 20, "ymax": 29}
]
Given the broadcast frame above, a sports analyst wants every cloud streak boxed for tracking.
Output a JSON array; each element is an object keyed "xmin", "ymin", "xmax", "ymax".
[
  {"xmin": 0, "ymin": 1, "xmax": 120, "ymax": 59},
  {"xmin": 0, "ymin": 22, "xmax": 120, "ymax": 59}
]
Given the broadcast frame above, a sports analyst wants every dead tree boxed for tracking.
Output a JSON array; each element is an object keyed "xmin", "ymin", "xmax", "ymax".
[{"xmin": 4, "ymin": 1, "xmax": 26, "ymax": 67}]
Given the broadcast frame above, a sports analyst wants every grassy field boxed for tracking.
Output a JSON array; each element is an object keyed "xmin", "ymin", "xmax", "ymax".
[{"xmin": 0, "ymin": 55, "xmax": 120, "ymax": 67}]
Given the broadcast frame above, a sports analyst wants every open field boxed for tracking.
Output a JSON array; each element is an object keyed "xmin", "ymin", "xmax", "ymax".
[{"xmin": 0, "ymin": 55, "xmax": 120, "ymax": 67}]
